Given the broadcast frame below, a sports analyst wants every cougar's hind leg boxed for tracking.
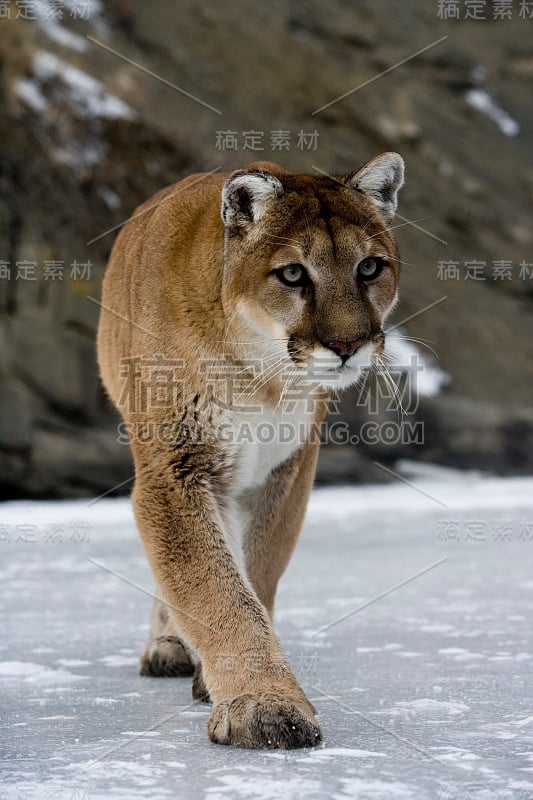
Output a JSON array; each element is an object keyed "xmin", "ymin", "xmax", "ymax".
[{"xmin": 139, "ymin": 595, "xmax": 196, "ymax": 677}]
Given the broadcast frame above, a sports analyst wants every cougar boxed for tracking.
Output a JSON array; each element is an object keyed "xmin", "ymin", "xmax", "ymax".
[{"xmin": 96, "ymin": 152, "xmax": 404, "ymax": 748}]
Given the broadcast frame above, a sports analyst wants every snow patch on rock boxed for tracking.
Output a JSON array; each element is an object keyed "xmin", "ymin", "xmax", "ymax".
[
  {"xmin": 15, "ymin": 78, "xmax": 49, "ymax": 112},
  {"xmin": 465, "ymin": 88, "xmax": 520, "ymax": 137},
  {"xmin": 33, "ymin": 50, "xmax": 136, "ymax": 120}
]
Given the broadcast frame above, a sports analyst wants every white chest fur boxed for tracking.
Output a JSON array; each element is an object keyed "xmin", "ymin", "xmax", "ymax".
[
  {"xmin": 229, "ymin": 399, "xmax": 315, "ymax": 493},
  {"xmin": 216, "ymin": 397, "xmax": 316, "ymax": 571}
]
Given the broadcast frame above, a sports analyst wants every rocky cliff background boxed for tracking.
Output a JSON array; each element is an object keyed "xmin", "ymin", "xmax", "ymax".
[{"xmin": 0, "ymin": 0, "xmax": 532, "ymax": 498}]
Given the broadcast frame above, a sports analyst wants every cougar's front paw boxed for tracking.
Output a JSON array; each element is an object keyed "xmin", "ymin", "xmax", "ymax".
[
  {"xmin": 139, "ymin": 635, "xmax": 194, "ymax": 677},
  {"xmin": 208, "ymin": 693, "xmax": 322, "ymax": 749}
]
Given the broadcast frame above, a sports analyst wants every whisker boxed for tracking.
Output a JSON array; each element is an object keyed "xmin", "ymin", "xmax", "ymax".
[
  {"xmin": 397, "ymin": 335, "xmax": 436, "ymax": 345},
  {"xmin": 274, "ymin": 374, "xmax": 291, "ymax": 414},
  {"xmin": 289, "ymin": 369, "xmax": 305, "ymax": 408},
  {"xmin": 274, "ymin": 366, "xmax": 302, "ymax": 414},
  {"xmin": 375, "ymin": 366, "xmax": 401, "ymax": 422},
  {"xmin": 232, "ymin": 349, "xmax": 288, "ymax": 377},
  {"xmin": 218, "ymin": 305, "xmax": 245, "ymax": 350},
  {"xmin": 214, "ymin": 339, "xmax": 289, "ymax": 352},
  {"xmin": 384, "ymin": 367, "xmax": 406, "ymax": 423},
  {"xmin": 375, "ymin": 357, "xmax": 405, "ymax": 424},
  {"xmin": 386, "ymin": 331, "xmax": 436, "ymax": 346},
  {"xmin": 235, "ymin": 358, "xmax": 289, "ymax": 404},
  {"xmin": 359, "ymin": 213, "xmax": 381, "ymax": 238},
  {"xmin": 403, "ymin": 342, "xmax": 438, "ymax": 360},
  {"xmin": 386, "ymin": 336, "xmax": 439, "ymax": 360},
  {"xmin": 246, "ymin": 362, "xmax": 290, "ymax": 402}
]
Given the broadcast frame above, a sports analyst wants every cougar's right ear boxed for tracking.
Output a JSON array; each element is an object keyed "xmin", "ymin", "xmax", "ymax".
[
  {"xmin": 221, "ymin": 170, "xmax": 284, "ymax": 230},
  {"xmin": 343, "ymin": 152, "xmax": 405, "ymax": 223}
]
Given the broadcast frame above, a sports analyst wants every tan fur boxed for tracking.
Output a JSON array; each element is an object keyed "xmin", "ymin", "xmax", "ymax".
[{"xmin": 96, "ymin": 155, "xmax": 404, "ymax": 749}]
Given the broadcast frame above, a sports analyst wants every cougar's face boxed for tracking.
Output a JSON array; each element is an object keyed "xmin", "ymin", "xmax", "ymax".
[{"xmin": 221, "ymin": 155, "xmax": 404, "ymax": 390}]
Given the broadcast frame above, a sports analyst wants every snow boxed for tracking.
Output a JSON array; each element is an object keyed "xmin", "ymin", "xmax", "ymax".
[
  {"xmin": 334, "ymin": 779, "xmax": 414, "ymax": 799},
  {"xmin": 33, "ymin": 50, "xmax": 137, "ymax": 120},
  {"xmin": 33, "ymin": 0, "xmax": 88, "ymax": 52},
  {"xmin": 2, "ymin": 467, "xmax": 532, "ymax": 531},
  {"xmin": 2, "ymin": 469, "xmax": 533, "ymax": 798},
  {"xmin": 0, "ymin": 661, "xmax": 87, "ymax": 685},
  {"xmin": 99, "ymin": 655, "xmax": 140, "ymax": 668},
  {"xmin": 34, "ymin": 0, "xmax": 108, "ymax": 39},
  {"xmin": 62, "ymin": 0, "xmax": 106, "ymax": 30},
  {"xmin": 511, "ymin": 716, "xmax": 533, "ymax": 728},
  {"xmin": 289, "ymin": 747, "xmax": 388, "ymax": 764},
  {"xmin": 393, "ymin": 698, "xmax": 470, "ymax": 716},
  {"xmin": 204, "ymin": 774, "xmax": 324, "ymax": 800},
  {"xmin": 15, "ymin": 42, "xmax": 137, "ymax": 170},
  {"xmin": 100, "ymin": 186, "xmax": 123, "ymax": 209},
  {"xmin": 0, "ymin": 495, "xmax": 134, "ymax": 526},
  {"xmin": 52, "ymin": 140, "xmax": 108, "ymax": 169},
  {"xmin": 39, "ymin": 20, "xmax": 88, "ymax": 52},
  {"xmin": 307, "ymin": 471, "xmax": 533, "ymax": 516},
  {"xmin": 15, "ymin": 78, "xmax": 49, "ymax": 113},
  {"xmin": 465, "ymin": 88, "xmax": 520, "ymax": 137}
]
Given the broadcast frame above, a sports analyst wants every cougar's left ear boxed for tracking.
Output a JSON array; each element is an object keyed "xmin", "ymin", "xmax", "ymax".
[
  {"xmin": 221, "ymin": 170, "xmax": 284, "ymax": 229},
  {"xmin": 343, "ymin": 152, "xmax": 404, "ymax": 223}
]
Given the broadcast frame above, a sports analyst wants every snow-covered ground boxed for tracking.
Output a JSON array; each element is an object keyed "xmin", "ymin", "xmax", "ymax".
[{"xmin": 2, "ymin": 466, "xmax": 533, "ymax": 799}]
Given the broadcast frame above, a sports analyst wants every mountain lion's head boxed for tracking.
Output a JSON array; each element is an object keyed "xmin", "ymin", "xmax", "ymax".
[{"xmin": 220, "ymin": 153, "xmax": 404, "ymax": 390}]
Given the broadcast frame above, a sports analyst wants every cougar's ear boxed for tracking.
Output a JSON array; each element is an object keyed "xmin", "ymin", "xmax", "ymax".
[
  {"xmin": 221, "ymin": 170, "xmax": 284, "ymax": 229},
  {"xmin": 343, "ymin": 152, "xmax": 404, "ymax": 223}
]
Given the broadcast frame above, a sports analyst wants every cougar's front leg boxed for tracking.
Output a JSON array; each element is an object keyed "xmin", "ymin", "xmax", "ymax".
[
  {"xmin": 131, "ymin": 446, "xmax": 321, "ymax": 749},
  {"xmin": 242, "ymin": 441, "xmax": 321, "ymax": 618}
]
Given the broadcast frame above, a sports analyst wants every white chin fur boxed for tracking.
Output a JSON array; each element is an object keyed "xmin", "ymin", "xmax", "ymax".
[{"xmin": 307, "ymin": 343, "xmax": 374, "ymax": 390}]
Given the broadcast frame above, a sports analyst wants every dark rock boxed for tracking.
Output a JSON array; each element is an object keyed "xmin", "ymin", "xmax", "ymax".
[
  {"xmin": 0, "ymin": 3, "xmax": 531, "ymax": 497},
  {"xmin": 0, "ymin": 379, "xmax": 33, "ymax": 451}
]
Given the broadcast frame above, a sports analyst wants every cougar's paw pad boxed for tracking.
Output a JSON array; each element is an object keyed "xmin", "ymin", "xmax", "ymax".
[
  {"xmin": 208, "ymin": 693, "xmax": 322, "ymax": 749},
  {"xmin": 139, "ymin": 636, "xmax": 194, "ymax": 677}
]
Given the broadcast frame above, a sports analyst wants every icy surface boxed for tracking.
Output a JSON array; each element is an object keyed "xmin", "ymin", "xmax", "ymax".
[{"xmin": 2, "ymin": 469, "xmax": 533, "ymax": 799}]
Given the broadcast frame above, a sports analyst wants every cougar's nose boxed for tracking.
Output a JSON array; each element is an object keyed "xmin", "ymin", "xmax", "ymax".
[{"xmin": 325, "ymin": 337, "xmax": 368, "ymax": 360}]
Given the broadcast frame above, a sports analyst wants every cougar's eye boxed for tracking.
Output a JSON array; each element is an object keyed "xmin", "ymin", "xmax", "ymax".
[
  {"xmin": 357, "ymin": 257, "xmax": 384, "ymax": 281},
  {"xmin": 277, "ymin": 263, "xmax": 308, "ymax": 287}
]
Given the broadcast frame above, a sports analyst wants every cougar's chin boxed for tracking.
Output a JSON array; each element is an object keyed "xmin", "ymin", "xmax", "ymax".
[{"xmin": 302, "ymin": 343, "xmax": 374, "ymax": 390}]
